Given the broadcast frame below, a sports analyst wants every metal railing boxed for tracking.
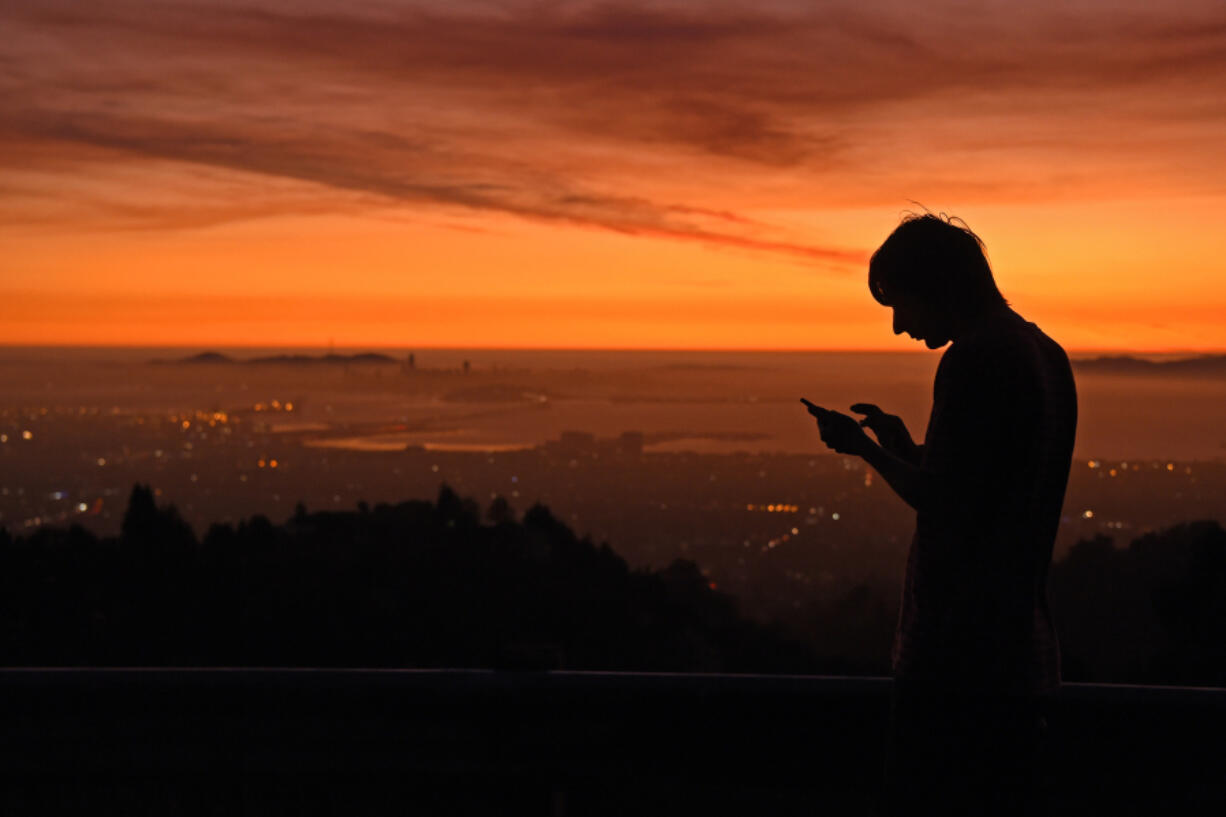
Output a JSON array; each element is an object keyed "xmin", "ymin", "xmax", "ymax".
[{"xmin": 2, "ymin": 669, "xmax": 1222, "ymax": 815}]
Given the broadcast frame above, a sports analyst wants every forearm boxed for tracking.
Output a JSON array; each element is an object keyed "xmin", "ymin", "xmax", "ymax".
[
  {"xmin": 880, "ymin": 438, "xmax": 923, "ymax": 466},
  {"xmin": 860, "ymin": 441, "xmax": 940, "ymax": 512}
]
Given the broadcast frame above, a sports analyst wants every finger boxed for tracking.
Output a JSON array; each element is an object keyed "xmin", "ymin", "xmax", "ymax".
[
  {"xmin": 800, "ymin": 398, "xmax": 831, "ymax": 419},
  {"xmin": 849, "ymin": 402, "xmax": 883, "ymax": 417}
]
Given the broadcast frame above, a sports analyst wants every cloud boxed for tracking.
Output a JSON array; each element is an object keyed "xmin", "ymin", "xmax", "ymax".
[
  {"xmin": 0, "ymin": 106, "xmax": 864, "ymax": 262},
  {"xmin": 3, "ymin": 0, "xmax": 1226, "ymax": 249}
]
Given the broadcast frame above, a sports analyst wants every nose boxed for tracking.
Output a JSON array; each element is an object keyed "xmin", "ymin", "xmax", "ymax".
[{"xmin": 892, "ymin": 310, "xmax": 904, "ymax": 336}]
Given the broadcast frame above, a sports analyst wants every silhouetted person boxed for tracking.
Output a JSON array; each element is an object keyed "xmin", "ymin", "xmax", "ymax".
[{"xmin": 806, "ymin": 214, "xmax": 1077, "ymax": 815}]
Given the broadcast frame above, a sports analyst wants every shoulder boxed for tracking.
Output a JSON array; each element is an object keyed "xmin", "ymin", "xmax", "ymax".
[
  {"xmin": 940, "ymin": 316, "xmax": 1057, "ymax": 404},
  {"xmin": 953, "ymin": 313, "xmax": 1056, "ymax": 372},
  {"xmin": 944, "ymin": 328, "xmax": 1025, "ymax": 378}
]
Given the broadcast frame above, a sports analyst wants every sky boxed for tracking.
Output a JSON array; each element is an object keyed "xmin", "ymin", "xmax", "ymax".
[{"xmin": 3, "ymin": 0, "xmax": 1226, "ymax": 350}]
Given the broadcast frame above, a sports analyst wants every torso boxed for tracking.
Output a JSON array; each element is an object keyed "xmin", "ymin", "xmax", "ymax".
[{"xmin": 893, "ymin": 311, "xmax": 1077, "ymax": 692}]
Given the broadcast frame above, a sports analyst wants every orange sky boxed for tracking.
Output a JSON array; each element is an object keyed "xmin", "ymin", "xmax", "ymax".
[{"xmin": 3, "ymin": 0, "xmax": 1226, "ymax": 351}]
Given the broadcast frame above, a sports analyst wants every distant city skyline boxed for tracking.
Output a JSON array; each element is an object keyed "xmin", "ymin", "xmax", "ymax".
[{"xmin": 4, "ymin": 1, "xmax": 1226, "ymax": 350}]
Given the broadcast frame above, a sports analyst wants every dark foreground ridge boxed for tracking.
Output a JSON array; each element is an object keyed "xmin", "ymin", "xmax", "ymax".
[
  {"xmin": 0, "ymin": 484, "xmax": 821, "ymax": 672},
  {"xmin": 2, "ymin": 485, "xmax": 1224, "ymax": 685},
  {"xmin": 2, "ymin": 488, "xmax": 1224, "ymax": 812}
]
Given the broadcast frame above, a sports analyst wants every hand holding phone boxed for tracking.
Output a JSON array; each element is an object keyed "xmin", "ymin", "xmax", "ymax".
[{"xmin": 802, "ymin": 397, "xmax": 871, "ymax": 456}]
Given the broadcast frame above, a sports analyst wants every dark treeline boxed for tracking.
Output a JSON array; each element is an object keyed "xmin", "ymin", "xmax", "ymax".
[
  {"xmin": 1052, "ymin": 520, "xmax": 1226, "ymax": 686},
  {"xmin": 0, "ymin": 485, "xmax": 824, "ymax": 672},
  {"xmin": 1, "ymin": 484, "xmax": 1223, "ymax": 685}
]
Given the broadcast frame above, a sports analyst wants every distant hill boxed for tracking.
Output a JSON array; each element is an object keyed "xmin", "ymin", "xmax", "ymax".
[
  {"xmin": 152, "ymin": 351, "xmax": 398, "ymax": 366},
  {"xmin": 1073, "ymin": 354, "xmax": 1226, "ymax": 377},
  {"xmin": 247, "ymin": 353, "xmax": 398, "ymax": 366},
  {"xmin": 152, "ymin": 351, "xmax": 236, "ymax": 365}
]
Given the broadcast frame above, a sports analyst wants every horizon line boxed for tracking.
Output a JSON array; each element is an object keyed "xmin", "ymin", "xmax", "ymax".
[{"xmin": 3, "ymin": 342, "xmax": 1226, "ymax": 356}]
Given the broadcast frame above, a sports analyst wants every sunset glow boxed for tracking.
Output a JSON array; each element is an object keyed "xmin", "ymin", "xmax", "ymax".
[{"xmin": 4, "ymin": 0, "xmax": 1225, "ymax": 350}]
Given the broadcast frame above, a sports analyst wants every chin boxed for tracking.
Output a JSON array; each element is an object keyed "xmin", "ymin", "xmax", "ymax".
[{"xmin": 924, "ymin": 337, "xmax": 949, "ymax": 349}]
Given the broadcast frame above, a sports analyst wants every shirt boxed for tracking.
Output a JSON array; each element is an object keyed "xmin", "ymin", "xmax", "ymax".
[{"xmin": 892, "ymin": 310, "xmax": 1077, "ymax": 693}]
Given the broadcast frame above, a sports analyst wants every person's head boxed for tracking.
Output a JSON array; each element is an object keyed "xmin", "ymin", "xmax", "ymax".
[{"xmin": 868, "ymin": 212, "xmax": 1007, "ymax": 348}]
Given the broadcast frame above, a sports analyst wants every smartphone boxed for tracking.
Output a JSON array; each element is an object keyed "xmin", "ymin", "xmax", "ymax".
[{"xmin": 800, "ymin": 398, "xmax": 830, "ymax": 419}]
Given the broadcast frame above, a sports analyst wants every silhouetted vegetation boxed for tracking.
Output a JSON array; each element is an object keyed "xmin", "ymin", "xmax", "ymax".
[
  {"xmin": 1051, "ymin": 519, "xmax": 1226, "ymax": 686},
  {"xmin": 1, "ymin": 485, "xmax": 1222, "ymax": 684},
  {"xmin": 0, "ymin": 484, "xmax": 820, "ymax": 672}
]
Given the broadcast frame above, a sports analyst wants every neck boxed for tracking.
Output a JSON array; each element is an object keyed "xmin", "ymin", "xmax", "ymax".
[{"xmin": 951, "ymin": 301, "xmax": 1015, "ymax": 341}]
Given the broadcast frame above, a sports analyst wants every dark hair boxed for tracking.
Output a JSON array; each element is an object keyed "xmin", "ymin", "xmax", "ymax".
[{"xmin": 868, "ymin": 212, "xmax": 1006, "ymax": 314}]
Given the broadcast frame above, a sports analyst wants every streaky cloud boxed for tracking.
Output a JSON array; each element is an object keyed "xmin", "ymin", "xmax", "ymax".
[
  {"xmin": 3, "ymin": 0, "xmax": 1226, "ymax": 247},
  {"xmin": 0, "ymin": 108, "xmax": 863, "ymax": 263}
]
